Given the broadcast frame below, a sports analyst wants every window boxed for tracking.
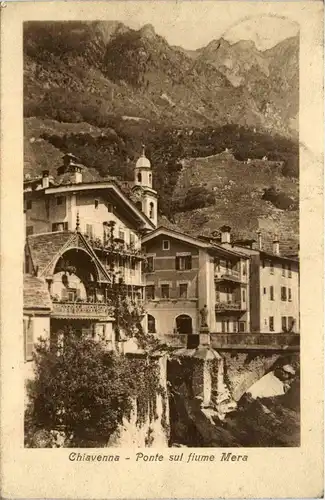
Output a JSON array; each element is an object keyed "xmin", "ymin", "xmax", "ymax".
[
  {"xmin": 24, "ymin": 318, "xmax": 34, "ymax": 361},
  {"xmin": 288, "ymin": 288, "xmax": 292, "ymax": 301},
  {"xmin": 149, "ymin": 202, "xmax": 154, "ymax": 219},
  {"xmin": 26, "ymin": 226, "xmax": 34, "ymax": 236},
  {"xmin": 162, "ymin": 240, "xmax": 170, "ymax": 251},
  {"xmin": 56, "ymin": 196, "xmax": 64, "ymax": 206},
  {"xmin": 130, "ymin": 259, "xmax": 136, "ymax": 275},
  {"xmin": 137, "ymin": 172, "xmax": 142, "ymax": 183},
  {"xmin": 215, "ymin": 258, "xmax": 220, "ymax": 272},
  {"xmin": 118, "ymin": 229, "xmax": 125, "ymax": 241},
  {"xmin": 179, "ymin": 283, "xmax": 188, "ymax": 298},
  {"xmin": 95, "ymin": 199, "xmax": 99, "ymax": 209},
  {"xmin": 130, "ymin": 232, "xmax": 135, "ymax": 246},
  {"xmin": 146, "ymin": 256, "xmax": 155, "ymax": 273},
  {"xmin": 149, "ymin": 173, "xmax": 152, "ymax": 185},
  {"xmin": 147, "ymin": 314, "xmax": 156, "ymax": 334},
  {"xmin": 221, "ymin": 320, "xmax": 230, "ymax": 333},
  {"xmin": 242, "ymin": 289, "xmax": 246, "ymax": 302},
  {"xmin": 233, "ymin": 321, "xmax": 238, "ymax": 333},
  {"xmin": 282, "ymin": 263, "xmax": 285, "ymax": 277},
  {"xmin": 270, "ymin": 261, "xmax": 274, "ymax": 274},
  {"xmin": 281, "ymin": 286, "xmax": 287, "ymax": 301},
  {"xmin": 52, "ymin": 222, "xmax": 68, "ymax": 232},
  {"xmin": 288, "ymin": 264, "xmax": 292, "ymax": 278},
  {"xmin": 161, "ymin": 284, "xmax": 170, "ymax": 299},
  {"xmin": 270, "ymin": 286, "xmax": 274, "ymax": 301},
  {"xmin": 263, "ymin": 287, "xmax": 267, "ymax": 295},
  {"xmin": 269, "ymin": 316, "xmax": 274, "ymax": 332},
  {"xmin": 146, "ymin": 285, "xmax": 155, "ymax": 300},
  {"xmin": 175, "ymin": 255, "xmax": 192, "ymax": 270},
  {"xmin": 26, "ymin": 200, "xmax": 32, "ymax": 210},
  {"xmin": 242, "ymin": 262, "xmax": 247, "ymax": 276},
  {"xmin": 239, "ymin": 321, "xmax": 246, "ymax": 333},
  {"xmin": 86, "ymin": 224, "xmax": 93, "ymax": 238},
  {"xmin": 281, "ymin": 316, "xmax": 287, "ymax": 332},
  {"xmin": 288, "ymin": 316, "xmax": 295, "ymax": 331}
]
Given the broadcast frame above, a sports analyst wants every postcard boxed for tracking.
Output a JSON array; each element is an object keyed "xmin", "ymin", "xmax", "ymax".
[{"xmin": 0, "ymin": 1, "xmax": 324, "ymax": 498}]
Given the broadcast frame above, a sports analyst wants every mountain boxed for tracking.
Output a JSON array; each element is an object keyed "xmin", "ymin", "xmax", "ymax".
[
  {"xmin": 23, "ymin": 21, "xmax": 299, "ymax": 250},
  {"xmin": 189, "ymin": 35, "xmax": 299, "ymax": 136}
]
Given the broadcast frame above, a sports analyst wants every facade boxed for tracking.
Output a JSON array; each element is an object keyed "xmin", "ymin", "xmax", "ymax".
[
  {"xmin": 141, "ymin": 227, "xmax": 251, "ymax": 344},
  {"xmin": 23, "ymin": 151, "xmax": 156, "ymax": 373},
  {"xmin": 219, "ymin": 227, "xmax": 300, "ymax": 334}
]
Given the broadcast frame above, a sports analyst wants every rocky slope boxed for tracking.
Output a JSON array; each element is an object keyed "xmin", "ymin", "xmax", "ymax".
[{"xmin": 23, "ymin": 21, "xmax": 299, "ymax": 249}]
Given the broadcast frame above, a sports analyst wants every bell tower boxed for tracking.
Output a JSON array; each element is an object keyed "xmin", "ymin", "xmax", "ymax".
[{"xmin": 132, "ymin": 145, "xmax": 158, "ymax": 227}]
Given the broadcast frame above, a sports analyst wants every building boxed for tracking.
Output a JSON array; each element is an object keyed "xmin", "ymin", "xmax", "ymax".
[
  {"xmin": 23, "ymin": 150, "xmax": 157, "ymax": 372},
  {"xmin": 141, "ymin": 226, "xmax": 251, "ymax": 345},
  {"xmin": 219, "ymin": 226, "xmax": 300, "ymax": 334}
]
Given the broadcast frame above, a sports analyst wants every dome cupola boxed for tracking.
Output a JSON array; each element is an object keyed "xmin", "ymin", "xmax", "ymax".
[{"xmin": 134, "ymin": 145, "xmax": 153, "ymax": 188}]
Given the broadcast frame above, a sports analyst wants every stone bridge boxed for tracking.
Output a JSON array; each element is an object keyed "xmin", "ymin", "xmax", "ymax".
[
  {"xmin": 161, "ymin": 332, "xmax": 300, "ymax": 352},
  {"xmin": 166, "ymin": 334, "xmax": 300, "ymax": 446}
]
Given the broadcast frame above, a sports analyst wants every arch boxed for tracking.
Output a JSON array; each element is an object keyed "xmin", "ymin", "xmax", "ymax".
[
  {"xmin": 53, "ymin": 247, "xmax": 99, "ymax": 283},
  {"xmin": 137, "ymin": 172, "xmax": 142, "ymax": 183},
  {"xmin": 147, "ymin": 314, "xmax": 156, "ymax": 334},
  {"xmin": 176, "ymin": 314, "xmax": 193, "ymax": 334}
]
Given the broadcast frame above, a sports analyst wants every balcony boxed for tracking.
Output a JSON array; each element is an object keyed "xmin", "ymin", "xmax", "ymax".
[
  {"xmin": 215, "ymin": 268, "xmax": 242, "ymax": 283},
  {"xmin": 215, "ymin": 301, "xmax": 245, "ymax": 313},
  {"xmin": 52, "ymin": 301, "xmax": 114, "ymax": 320}
]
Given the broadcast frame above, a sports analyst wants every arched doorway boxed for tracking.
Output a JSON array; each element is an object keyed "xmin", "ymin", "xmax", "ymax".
[
  {"xmin": 147, "ymin": 314, "xmax": 156, "ymax": 334},
  {"xmin": 176, "ymin": 315, "xmax": 193, "ymax": 334}
]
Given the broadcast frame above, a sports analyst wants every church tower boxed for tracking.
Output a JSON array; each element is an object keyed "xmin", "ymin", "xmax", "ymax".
[{"xmin": 132, "ymin": 145, "xmax": 158, "ymax": 228}]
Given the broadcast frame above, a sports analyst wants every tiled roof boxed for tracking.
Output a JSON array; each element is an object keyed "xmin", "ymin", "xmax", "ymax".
[
  {"xmin": 27, "ymin": 231, "xmax": 73, "ymax": 275},
  {"xmin": 24, "ymin": 275, "xmax": 52, "ymax": 311}
]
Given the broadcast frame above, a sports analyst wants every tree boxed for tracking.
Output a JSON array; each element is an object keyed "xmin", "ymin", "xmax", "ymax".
[{"xmin": 26, "ymin": 334, "xmax": 133, "ymax": 447}]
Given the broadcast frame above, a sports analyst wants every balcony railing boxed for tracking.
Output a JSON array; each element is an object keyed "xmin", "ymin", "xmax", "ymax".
[
  {"xmin": 52, "ymin": 302, "xmax": 114, "ymax": 320},
  {"xmin": 215, "ymin": 301, "xmax": 244, "ymax": 312},
  {"xmin": 209, "ymin": 332, "xmax": 300, "ymax": 350},
  {"xmin": 215, "ymin": 268, "xmax": 242, "ymax": 282}
]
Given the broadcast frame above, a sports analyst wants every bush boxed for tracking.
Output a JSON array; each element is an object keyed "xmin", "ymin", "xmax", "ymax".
[
  {"xmin": 26, "ymin": 334, "xmax": 133, "ymax": 446},
  {"xmin": 179, "ymin": 185, "xmax": 215, "ymax": 212},
  {"xmin": 262, "ymin": 186, "xmax": 298, "ymax": 211}
]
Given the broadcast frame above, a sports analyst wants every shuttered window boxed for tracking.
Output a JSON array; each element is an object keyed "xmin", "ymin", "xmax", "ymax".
[{"xmin": 24, "ymin": 318, "xmax": 34, "ymax": 361}]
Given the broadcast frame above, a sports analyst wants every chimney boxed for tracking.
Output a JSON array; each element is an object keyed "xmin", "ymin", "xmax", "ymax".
[
  {"xmin": 256, "ymin": 230, "xmax": 263, "ymax": 250},
  {"xmin": 273, "ymin": 237, "xmax": 280, "ymax": 255},
  {"xmin": 71, "ymin": 165, "xmax": 83, "ymax": 184},
  {"xmin": 220, "ymin": 225, "xmax": 231, "ymax": 244},
  {"xmin": 42, "ymin": 170, "xmax": 50, "ymax": 189}
]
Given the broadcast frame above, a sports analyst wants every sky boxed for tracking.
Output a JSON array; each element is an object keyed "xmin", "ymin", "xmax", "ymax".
[{"xmin": 102, "ymin": 2, "xmax": 300, "ymax": 51}]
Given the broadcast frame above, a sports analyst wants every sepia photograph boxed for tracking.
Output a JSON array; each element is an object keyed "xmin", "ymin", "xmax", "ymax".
[
  {"xmin": 22, "ymin": 13, "xmax": 302, "ymax": 450},
  {"xmin": 0, "ymin": 1, "xmax": 323, "ymax": 498}
]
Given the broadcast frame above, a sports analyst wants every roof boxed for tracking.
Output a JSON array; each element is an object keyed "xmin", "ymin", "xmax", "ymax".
[
  {"xmin": 142, "ymin": 226, "xmax": 247, "ymax": 258},
  {"xmin": 44, "ymin": 181, "xmax": 155, "ymax": 230},
  {"xmin": 23, "ymin": 275, "xmax": 52, "ymax": 311},
  {"xmin": 224, "ymin": 242, "xmax": 299, "ymax": 263},
  {"xmin": 26, "ymin": 231, "xmax": 112, "ymax": 282},
  {"xmin": 27, "ymin": 232, "xmax": 74, "ymax": 276}
]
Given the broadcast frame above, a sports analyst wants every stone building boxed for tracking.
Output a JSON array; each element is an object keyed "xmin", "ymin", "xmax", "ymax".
[
  {"xmin": 141, "ymin": 226, "xmax": 251, "ymax": 347},
  {"xmin": 219, "ymin": 226, "xmax": 300, "ymax": 334},
  {"xmin": 23, "ymin": 150, "xmax": 156, "ymax": 374}
]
